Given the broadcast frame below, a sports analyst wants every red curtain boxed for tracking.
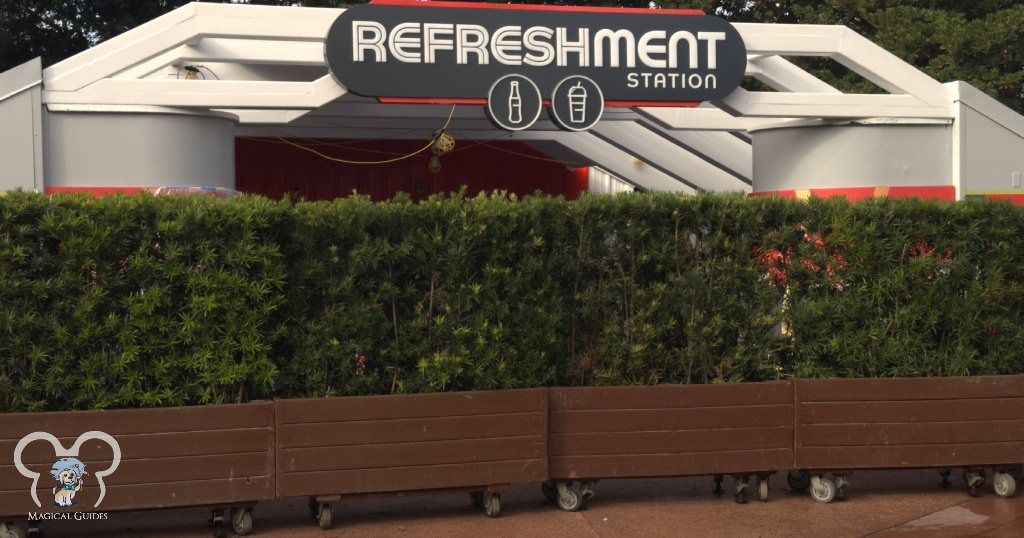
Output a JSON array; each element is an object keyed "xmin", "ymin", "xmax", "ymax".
[{"xmin": 235, "ymin": 138, "xmax": 589, "ymax": 202}]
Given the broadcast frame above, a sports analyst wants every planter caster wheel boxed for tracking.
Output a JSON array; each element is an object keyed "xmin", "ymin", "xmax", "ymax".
[
  {"xmin": 2, "ymin": 523, "xmax": 26, "ymax": 538},
  {"xmin": 734, "ymin": 476, "xmax": 750, "ymax": 504},
  {"xmin": 758, "ymin": 477, "xmax": 770, "ymax": 502},
  {"xmin": 835, "ymin": 474, "xmax": 849, "ymax": 501},
  {"xmin": 994, "ymin": 472, "xmax": 1017, "ymax": 498},
  {"xmin": 317, "ymin": 503, "xmax": 333, "ymax": 530},
  {"xmin": 470, "ymin": 491, "xmax": 484, "ymax": 508},
  {"xmin": 231, "ymin": 508, "xmax": 252, "ymax": 536},
  {"xmin": 210, "ymin": 509, "xmax": 226, "ymax": 538},
  {"xmin": 964, "ymin": 469, "xmax": 986, "ymax": 496},
  {"xmin": 581, "ymin": 481, "xmax": 596, "ymax": 502},
  {"xmin": 483, "ymin": 492, "xmax": 501, "ymax": 518},
  {"xmin": 939, "ymin": 469, "xmax": 952, "ymax": 488},
  {"xmin": 787, "ymin": 470, "xmax": 811, "ymax": 493},
  {"xmin": 542, "ymin": 481, "xmax": 557, "ymax": 501},
  {"xmin": 556, "ymin": 482, "xmax": 584, "ymax": 512},
  {"xmin": 713, "ymin": 474, "xmax": 724, "ymax": 496},
  {"xmin": 811, "ymin": 476, "xmax": 837, "ymax": 504}
]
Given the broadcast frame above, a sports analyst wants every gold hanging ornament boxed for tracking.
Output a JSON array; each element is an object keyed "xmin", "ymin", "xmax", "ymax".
[
  {"xmin": 431, "ymin": 131, "xmax": 455, "ymax": 155},
  {"xmin": 428, "ymin": 130, "xmax": 454, "ymax": 173}
]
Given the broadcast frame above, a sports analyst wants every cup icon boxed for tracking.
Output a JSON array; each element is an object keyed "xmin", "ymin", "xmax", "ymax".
[
  {"xmin": 551, "ymin": 76, "xmax": 603, "ymax": 132},
  {"xmin": 568, "ymin": 82, "xmax": 588, "ymax": 123}
]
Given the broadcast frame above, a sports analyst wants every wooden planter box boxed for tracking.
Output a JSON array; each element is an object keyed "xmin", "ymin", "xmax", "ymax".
[
  {"xmin": 792, "ymin": 375, "xmax": 1024, "ymax": 502},
  {"xmin": 547, "ymin": 382, "xmax": 793, "ymax": 505},
  {"xmin": 0, "ymin": 402, "xmax": 275, "ymax": 519},
  {"xmin": 275, "ymin": 388, "xmax": 548, "ymax": 527},
  {"xmin": 794, "ymin": 375, "xmax": 1024, "ymax": 470}
]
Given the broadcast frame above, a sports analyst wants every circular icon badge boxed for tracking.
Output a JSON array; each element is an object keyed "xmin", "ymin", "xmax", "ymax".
[
  {"xmin": 486, "ymin": 75, "xmax": 543, "ymax": 131},
  {"xmin": 549, "ymin": 76, "xmax": 604, "ymax": 132}
]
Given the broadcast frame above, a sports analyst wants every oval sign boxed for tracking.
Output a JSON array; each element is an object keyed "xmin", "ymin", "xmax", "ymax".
[{"xmin": 325, "ymin": 0, "xmax": 747, "ymax": 106}]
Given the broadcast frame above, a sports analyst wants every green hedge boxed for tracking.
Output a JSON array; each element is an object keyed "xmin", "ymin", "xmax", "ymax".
[{"xmin": 2, "ymin": 191, "xmax": 1024, "ymax": 411}]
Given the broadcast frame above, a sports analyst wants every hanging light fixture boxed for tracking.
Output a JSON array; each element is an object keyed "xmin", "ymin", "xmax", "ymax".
[{"xmin": 428, "ymin": 155, "xmax": 442, "ymax": 174}]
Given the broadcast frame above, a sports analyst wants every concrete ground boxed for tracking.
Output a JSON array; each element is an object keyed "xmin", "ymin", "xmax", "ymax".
[{"xmin": 16, "ymin": 470, "xmax": 1024, "ymax": 537}]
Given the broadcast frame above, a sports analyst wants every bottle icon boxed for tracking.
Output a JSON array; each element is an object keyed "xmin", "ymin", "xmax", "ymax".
[
  {"xmin": 568, "ymin": 82, "xmax": 588, "ymax": 123},
  {"xmin": 508, "ymin": 81, "xmax": 522, "ymax": 124}
]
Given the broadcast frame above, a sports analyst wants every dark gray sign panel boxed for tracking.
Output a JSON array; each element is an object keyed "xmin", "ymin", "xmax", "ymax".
[{"xmin": 325, "ymin": 0, "xmax": 747, "ymax": 106}]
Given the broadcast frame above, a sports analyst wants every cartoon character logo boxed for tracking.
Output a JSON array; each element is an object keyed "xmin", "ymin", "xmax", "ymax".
[
  {"xmin": 50, "ymin": 457, "xmax": 87, "ymax": 507},
  {"xmin": 14, "ymin": 431, "xmax": 120, "ymax": 509}
]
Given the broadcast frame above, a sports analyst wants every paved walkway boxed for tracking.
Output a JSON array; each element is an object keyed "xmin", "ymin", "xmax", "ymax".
[{"xmin": 21, "ymin": 470, "xmax": 1024, "ymax": 537}]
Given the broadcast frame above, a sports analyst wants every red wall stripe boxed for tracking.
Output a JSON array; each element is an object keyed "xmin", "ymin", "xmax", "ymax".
[
  {"xmin": 46, "ymin": 187, "xmax": 147, "ymax": 197},
  {"xmin": 973, "ymin": 194, "xmax": 1024, "ymax": 205},
  {"xmin": 750, "ymin": 186, "xmax": 956, "ymax": 202}
]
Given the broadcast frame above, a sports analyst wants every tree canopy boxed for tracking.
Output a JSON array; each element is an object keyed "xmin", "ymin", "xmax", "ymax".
[{"xmin": 1, "ymin": 0, "xmax": 1021, "ymax": 112}]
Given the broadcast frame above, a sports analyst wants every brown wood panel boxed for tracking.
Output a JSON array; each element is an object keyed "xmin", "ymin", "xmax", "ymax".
[
  {"xmin": 0, "ymin": 402, "xmax": 273, "ymax": 440},
  {"xmin": 546, "ymin": 385, "xmax": 794, "ymax": 480},
  {"xmin": 550, "ymin": 405, "xmax": 792, "ymax": 433},
  {"xmin": 278, "ymin": 412, "xmax": 544, "ymax": 449},
  {"xmin": 798, "ymin": 420, "xmax": 1024, "ymax": 448},
  {"xmin": 795, "ymin": 376, "xmax": 1024, "ymax": 402},
  {"xmin": 275, "ymin": 389, "xmax": 549, "ymax": 498},
  {"xmin": 552, "ymin": 426, "xmax": 792, "ymax": 457},
  {"xmin": 0, "ymin": 403, "xmax": 274, "ymax": 517},
  {"xmin": 276, "ymin": 388, "xmax": 547, "ymax": 424},
  {"xmin": 550, "ymin": 448, "xmax": 793, "ymax": 480},
  {"xmin": 795, "ymin": 443, "xmax": 1024, "ymax": 470},
  {"xmin": 0, "ymin": 476, "xmax": 273, "ymax": 517},
  {"xmin": 276, "ymin": 459, "xmax": 547, "ymax": 497},
  {"xmin": 794, "ymin": 375, "xmax": 1024, "ymax": 399},
  {"xmin": 550, "ymin": 382, "xmax": 792, "ymax": 411},
  {"xmin": 794, "ymin": 377, "xmax": 1024, "ymax": 470},
  {"xmin": 280, "ymin": 436, "xmax": 546, "ymax": 473},
  {"xmin": 0, "ymin": 452, "xmax": 271, "ymax": 493},
  {"xmin": 0, "ymin": 428, "xmax": 272, "ymax": 466},
  {"xmin": 796, "ymin": 398, "xmax": 1024, "ymax": 425}
]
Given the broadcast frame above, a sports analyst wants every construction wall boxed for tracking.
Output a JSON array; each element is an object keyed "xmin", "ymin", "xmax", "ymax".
[
  {"xmin": 960, "ymin": 103, "xmax": 1024, "ymax": 202},
  {"xmin": 752, "ymin": 122, "xmax": 953, "ymax": 198},
  {"xmin": 45, "ymin": 111, "xmax": 235, "ymax": 193},
  {"xmin": 0, "ymin": 59, "xmax": 44, "ymax": 192}
]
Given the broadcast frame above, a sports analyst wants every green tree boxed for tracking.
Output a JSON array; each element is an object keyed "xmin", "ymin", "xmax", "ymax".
[
  {"xmin": 690, "ymin": 0, "xmax": 1024, "ymax": 113},
  {"xmin": 2, "ymin": 1, "xmax": 1021, "ymax": 112},
  {"xmin": 0, "ymin": 1, "xmax": 358, "ymax": 71}
]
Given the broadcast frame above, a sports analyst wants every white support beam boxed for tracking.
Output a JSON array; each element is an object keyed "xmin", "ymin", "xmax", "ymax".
[
  {"xmin": 218, "ymin": 109, "xmax": 315, "ymax": 124},
  {"xmin": 639, "ymin": 122, "xmax": 753, "ymax": 181},
  {"xmin": 637, "ymin": 106, "xmax": 787, "ymax": 131},
  {"xmin": 46, "ymin": 74, "xmax": 346, "ymax": 109},
  {"xmin": 113, "ymin": 50, "xmax": 182, "ymax": 81},
  {"xmin": 196, "ymin": 15, "xmax": 337, "ymax": 42},
  {"xmin": 834, "ymin": 30, "xmax": 952, "ymax": 106},
  {"xmin": 532, "ymin": 132, "xmax": 697, "ymax": 193},
  {"xmin": 43, "ymin": 4, "xmax": 199, "ymax": 89},
  {"xmin": 192, "ymin": 2, "xmax": 343, "ymax": 25},
  {"xmin": 313, "ymin": 102, "xmax": 489, "ymax": 121},
  {"xmin": 748, "ymin": 56, "xmax": 841, "ymax": 94},
  {"xmin": 45, "ymin": 19, "xmax": 200, "ymax": 92},
  {"xmin": 719, "ymin": 88, "xmax": 954, "ymax": 119},
  {"xmin": 590, "ymin": 122, "xmax": 751, "ymax": 192},
  {"xmin": 734, "ymin": 23, "xmax": 845, "ymax": 56},
  {"xmin": 179, "ymin": 39, "xmax": 326, "ymax": 66}
]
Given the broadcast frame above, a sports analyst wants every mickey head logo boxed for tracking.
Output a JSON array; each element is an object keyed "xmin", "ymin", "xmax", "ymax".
[{"xmin": 14, "ymin": 431, "xmax": 121, "ymax": 508}]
